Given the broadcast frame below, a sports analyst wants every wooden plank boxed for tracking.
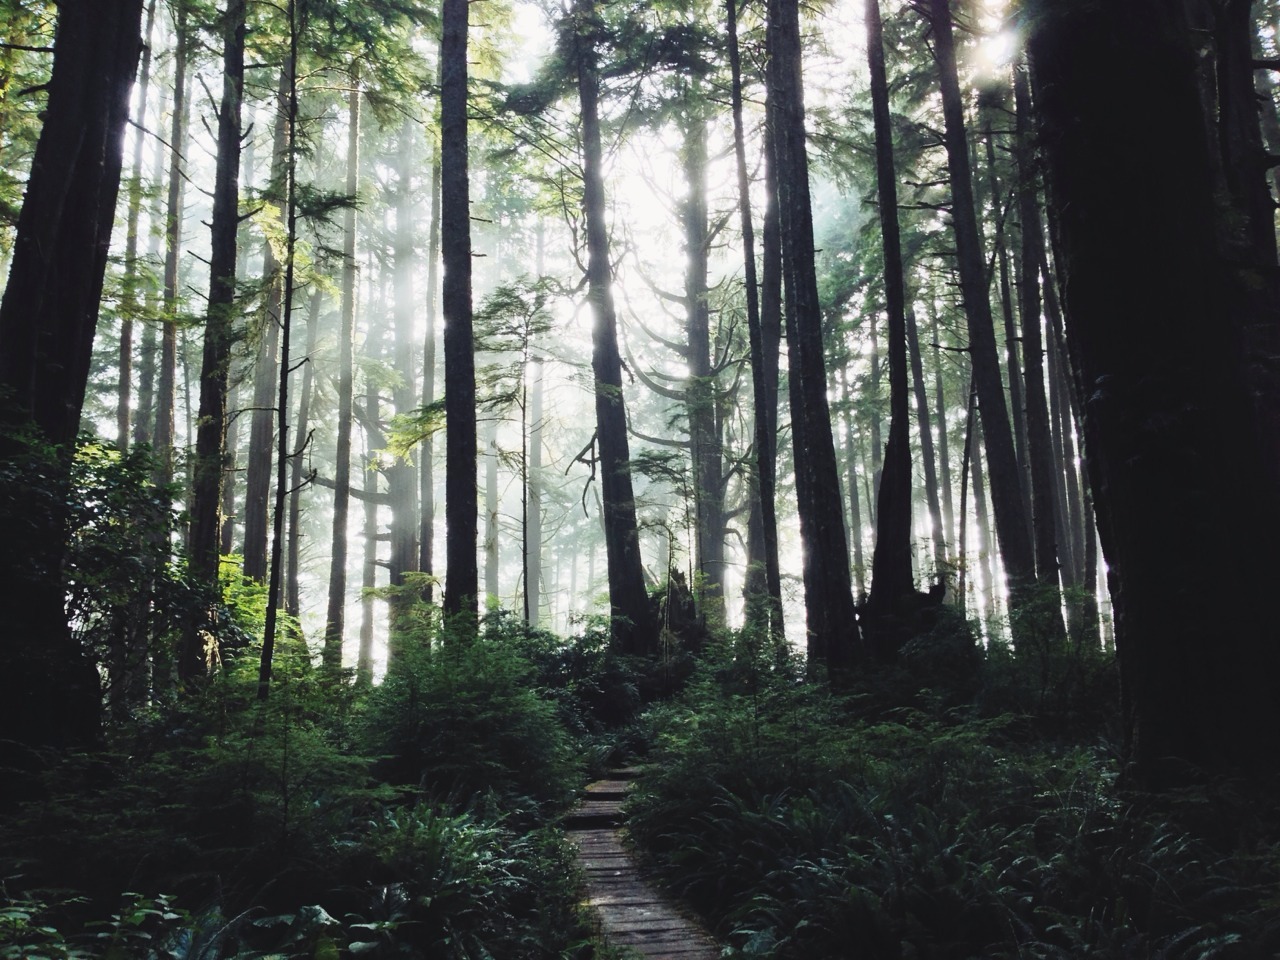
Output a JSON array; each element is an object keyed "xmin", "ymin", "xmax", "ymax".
[{"xmin": 569, "ymin": 771, "xmax": 718, "ymax": 960}]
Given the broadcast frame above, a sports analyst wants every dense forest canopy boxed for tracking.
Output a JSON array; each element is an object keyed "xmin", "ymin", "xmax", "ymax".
[{"xmin": 1, "ymin": 0, "xmax": 1279, "ymax": 955}]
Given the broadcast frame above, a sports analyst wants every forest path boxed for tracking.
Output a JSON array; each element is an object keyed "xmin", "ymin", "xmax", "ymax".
[{"xmin": 565, "ymin": 769, "xmax": 720, "ymax": 959}]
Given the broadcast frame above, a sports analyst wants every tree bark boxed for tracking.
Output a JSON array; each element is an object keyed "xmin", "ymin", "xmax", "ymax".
[
  {"xmin": 1012, "ymin": 68, "xmax": 1065, "ymax": 640},
  {"xmin": 420, "ymin": 102, "xmax": 441, "ymax": 597},
  {"xmin": 389, "ymin": 119, "xmax": 419, "ymax": 636},
  {"xmin": 0, "ymin": 0, "xmax": 144, "ymax": 760},
  {"xmin": 116, "ymin": 0, "xmax": 157, "ymax": 452},
  {"xmin": 681, "ymin": 101, "xmax": 727, "ymax": 621},
  {"xmin": 186, "ymin": 0, "xmax": 246, "ymax": 680},
  {"xmin": 728, "ymin": 0, "xmax": 783, "ymax": 636},
  {"xmin": 441, "ymin": 0, "xmax": 478, "ymax": 622},
  {"xmin": 324, "ymin": 71, "xmax": 360, "ymax": 671},
  {"xmin": 1029, "ymin": 1, "xmax": 1280, "ymax": 785},
  {"xmin": 573, "ymin": 0, "xmax": 657, "ymax": 654},
  {"xmin": 927, "ymin": 0, "xmax": 1037, "ymax": 634},
  {"xmin": 286, "ymin": 287, "xmax": 322, "ymax": 618},
  {"xmin": 768, "ymin": 0, "xmax": 863, "ymax": 669},
  {"xmin": 243, "ymin": 65, "xmax": 292, "ymax": 584},
  {"xmin": 906, "ymin": 307, "xmax": 945, "ymax": 569},
  {"xmin": 864, "ymin": 0, "xmax": 920, "ymax": 647},
  {"xmin": 153, "ymin": 11, "xmax": 190, "ymax": 490}
]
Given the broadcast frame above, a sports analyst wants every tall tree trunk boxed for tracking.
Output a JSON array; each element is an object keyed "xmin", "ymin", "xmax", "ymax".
[
  {"xmin": 324, "ymin": 71, "xmax": 360, "ymax": 670},
  {"xmin": 927, "ymin": 0, "xmax": 1037, "ymax": 635},
  {"xmin": 929, "ymin": 303, "xmax": 956, "ymax": 549},
  {"xmin": 484, "ymin": 423, "xmax": 499, "ymax": 608},
  {"xmin": 257, "ymin": 1, "xmax": 301, "ymax": 701},
  {"xmin": 681, "ymin": 102, "xmax": 726, "ymax": 621},
  {"xmin": 906, "ymin": 307, "xmax": 945, "ymax": 569},
  {"xmin": 243, "ymin": 66, "xmax": 292, "ymax": 584},
  {"xmin": 982, "ymin": 129, "xmax": 1030, "ymax": 516},
  {"xmin": 389, "ymin": 120, "xmax": 419, "ymax": 635},
  {"xmin": 358, "ymin": 367, "xmax": 381, "ymax": 683},
  {"xmin": 116, "ymin": 0, "xmax": 157, "ymax": 452},
  {"xmin": 768, "ymin": 0, "xmax": 863, "ymax": 669},
  {"xmin": 573, "ymin": 0, "xmax": 657, "ymax": 654},
  {"xmin": 0, "ymin": 0, "xmax": 144, "ymax": 762},
  {"xmin": 864, "ymin": 0, "xmax": 920, "ymax": 649},
  {"xmin": 420, "ymin": 77, "xmax": 441, "ymax": 598},
  {"xmin": 968, "ymin": 386, "xmax": 997, "ymax": 623},
  {"xmin": 1012, "ymin": 69, "xmax": 1065, "ymax": 640},
  {"xmin": 1029, "ymin": 2, "xmax": 1280, "ymax": 786},
  {"xmin": 186, "ymin": 0, "xmax": 246, "ymax": 680},
  {"xmin": 728, "ymin": 0, "xmax": 783, "ymax": 635},
  {"xmin": 841, "ymin": 371, "xmax": 867, "ymax": 599},
  {"xmin": 441, "ymin": 0, "xmax": 478, "ymax": 621},
  {"xmin": 153, "ymin": 14, "xmax": 190, "ymax": 489},
  {"xmin": 867, "ymin": 318, "xmax": 882, "ymax": 523},
  {"xmin": 525, "ymin": 352, "xmax": 544, "ymax": 625},
  {"xmin": 286, "ymin": 287, "xmax": 322, "ymax": 618}
]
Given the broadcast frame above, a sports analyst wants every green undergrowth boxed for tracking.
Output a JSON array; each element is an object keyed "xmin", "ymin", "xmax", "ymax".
[
  {"xmin": 0, "ymin": 611, "xmax": 658, "ymax": 959},
  {"xmin": 628, "ymin": 629, "xmax": 1280, "ymax": 959}
]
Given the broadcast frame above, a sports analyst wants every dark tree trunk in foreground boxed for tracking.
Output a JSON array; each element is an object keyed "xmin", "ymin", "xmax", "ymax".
[
  {"xmin": 574, "ymin": 0, "xmax": 657, "ymax": 654},
  {"xmin": 863, "ymin": 0, "xmax": 924, "ymax": 656},
  {"xmin": 0, "ymin": 0, "xmax": 144, "ymax": 761},
  {"xmin": 928, "ymin": 0, "xmax": 1037, "ymax": 634},
  {"xmin": 768, "ymin": 0, "xmax": 863, "ymax": 669},
  {"xmin": 1029, "ymin": 2, "xmax": 1280, "ymax": 787},
  {"xmin": 441, "ymin": 0, "xmax": 478, "ymax": 622}
]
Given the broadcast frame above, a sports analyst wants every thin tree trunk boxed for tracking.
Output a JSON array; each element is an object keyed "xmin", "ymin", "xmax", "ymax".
[
  {"xmin": 116, "ymin": 0, "xmax": 157, "ymax": 452},
  {"xmin": 728, "ymin": 0, "xmax": 783, "ymax": 635},
  {"xmin": 525, "ymin": 368, "xmax": 543, "ymax": 625},
  {"xmin": 907, "ymin": 307, "xmax": 945, "ymax": 569},
  {"xmin": 153, "ymin": 13, "xmax": 190, "ymax": 489},
  {"xmin": 419, "ymin": 103, "xmax": 441, "ymax": 597},
  {"xmin": 983, "ymin": 130, "xmax": 1030, "ymax": 515},
  {"xmin": 286, "ymin": 287, "xmax": 322, "ymax": 618},
  {"xmin": 324, "ymin": 71, "xmax": 360, "ymax": 670},
  {"xmin": 841, "ymin": 371, "xmax": 867, "ymax": 599},
  {"xmin": 969, "ymin": 393, "xmax": 997, "ymax": 624},
  {"xmin": 243, "ymin": 65, "xmax": 292, "ymax": 584},
  {"xmin": 257, "ymin": 1, "xmax": 301, "ymax": 701},
  {"xmin": 484, "ymin": 423, "xmax": 499, "ymax": 608},
  {"xmin": 388, "ymin": 119, "xmax": 419, "ymax": 637},
  {"xmin": 358, "ymin": 368, "xmax": 381, "ymax": 682},
  {"xmin": 928, "ymin": 304, "xmax": 956, "ymax": 549}
]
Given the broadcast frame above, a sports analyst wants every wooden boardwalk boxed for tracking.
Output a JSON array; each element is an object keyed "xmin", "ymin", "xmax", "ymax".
[{"xmin": 566, "ymin": 771, "xmax": 719, "ymax": 959}]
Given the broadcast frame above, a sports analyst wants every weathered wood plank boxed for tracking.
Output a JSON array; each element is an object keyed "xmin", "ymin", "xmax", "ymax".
[{"xmin": 567, "ymin": 772, "xmax": 718, "ymax": 960}]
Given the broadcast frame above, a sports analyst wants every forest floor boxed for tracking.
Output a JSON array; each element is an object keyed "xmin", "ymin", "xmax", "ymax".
[{"xmin": 567, "ymin": 770, "xmax": 719, "ymax": 959}]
